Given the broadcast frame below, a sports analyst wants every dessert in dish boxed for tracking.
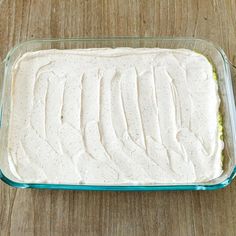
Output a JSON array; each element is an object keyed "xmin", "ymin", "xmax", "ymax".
[{"xmin": 7, "ymin": 48, "xmax": 224, "ymax": 184}]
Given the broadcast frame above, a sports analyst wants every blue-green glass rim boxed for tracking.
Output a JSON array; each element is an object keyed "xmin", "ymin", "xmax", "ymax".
[
  {"xmin": 0, "ymin": 36, "xmax": 236, "ymax": 191},
  {"xmin": 0, "ymin": 167, "xmax": 236, "ymax": 191}
]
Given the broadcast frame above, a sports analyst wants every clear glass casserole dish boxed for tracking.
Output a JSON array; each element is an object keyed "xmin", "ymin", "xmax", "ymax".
[{"xmin": 0, "ymin": 37, "xmax": 235, "ymax": 191}]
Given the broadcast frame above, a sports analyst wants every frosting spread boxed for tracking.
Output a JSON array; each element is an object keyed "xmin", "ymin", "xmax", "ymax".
[{"xmin": 8, "ymin": 48, "xmax": 224, "ymax": 184}]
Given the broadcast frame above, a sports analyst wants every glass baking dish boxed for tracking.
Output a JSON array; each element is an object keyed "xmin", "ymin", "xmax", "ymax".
[{"xmin": 0, "ymin": 37, "xmax": 235, "ymax": 191}]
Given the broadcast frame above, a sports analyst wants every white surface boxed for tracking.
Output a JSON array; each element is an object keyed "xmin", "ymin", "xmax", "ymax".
[{"xmin": 7, "ymin": 48, "xmax": 223, "ymax": 184}]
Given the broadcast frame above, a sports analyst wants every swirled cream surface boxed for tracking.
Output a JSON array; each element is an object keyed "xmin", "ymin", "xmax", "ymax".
[{"xmin": 8, "ymin": 48, "xmax": 224, "ymax": 184}]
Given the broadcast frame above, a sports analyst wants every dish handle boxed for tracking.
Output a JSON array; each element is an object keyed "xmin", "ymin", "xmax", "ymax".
[{"xmin": 229, "ymin": 61, "xmax": 236, "ymax": 101}]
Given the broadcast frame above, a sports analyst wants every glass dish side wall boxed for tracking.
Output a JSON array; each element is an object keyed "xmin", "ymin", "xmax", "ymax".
[{"xmin": 0, "ymin": 38, "xmax": 235, "ymax": 190}]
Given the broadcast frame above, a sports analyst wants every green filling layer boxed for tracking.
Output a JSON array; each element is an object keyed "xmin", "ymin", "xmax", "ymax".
[{"xmin": 213, "ymin": 71, "xmax": 224, "ymax": 163}]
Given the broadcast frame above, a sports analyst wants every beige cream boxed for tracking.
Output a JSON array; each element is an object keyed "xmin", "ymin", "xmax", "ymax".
[{"xmin": 8, "ymin": 48, "xmax": 223, "ymax": 184}]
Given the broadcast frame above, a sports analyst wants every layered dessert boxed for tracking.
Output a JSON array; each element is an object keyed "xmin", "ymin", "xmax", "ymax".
[{"xmin": 8, "ymin": 48, "xmax": 224, "ymax": 184}]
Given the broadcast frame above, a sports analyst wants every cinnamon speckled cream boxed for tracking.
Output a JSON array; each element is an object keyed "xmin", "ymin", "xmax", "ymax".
[{"xmin": 7, "ymin": 48, "xmax": 223, "ymax": 184}]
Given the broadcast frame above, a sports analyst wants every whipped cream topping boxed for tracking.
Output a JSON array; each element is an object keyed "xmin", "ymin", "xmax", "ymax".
[{"xmin": 8, "ymin": 48, "xmax": 223, "ymax": 184}]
